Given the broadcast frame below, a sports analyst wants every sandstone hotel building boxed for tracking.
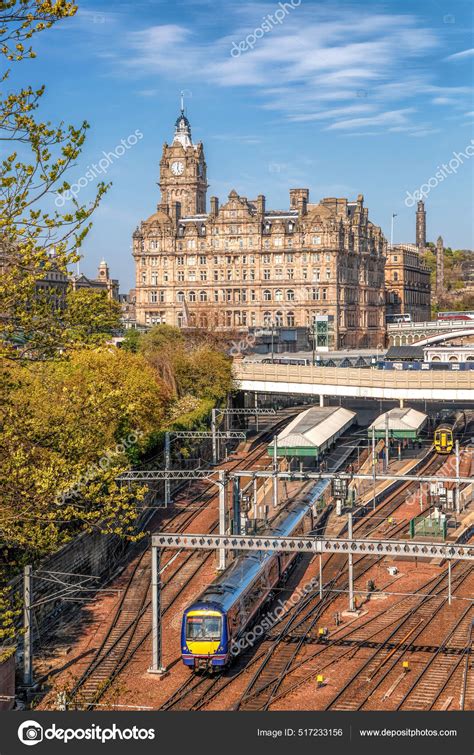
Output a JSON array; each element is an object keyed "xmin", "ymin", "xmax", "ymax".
[{"xmin": 132, "ymin": 108, "xmax": 387, "ymax": 348}]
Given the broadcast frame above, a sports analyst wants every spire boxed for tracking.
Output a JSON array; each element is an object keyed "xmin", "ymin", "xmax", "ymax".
[{"xmin": 173, "ymin": 92, "xmax": 193, "ymax": 148}]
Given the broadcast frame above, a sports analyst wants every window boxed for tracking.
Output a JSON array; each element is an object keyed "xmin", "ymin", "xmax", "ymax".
[
  {"xmin": 275, "ymin": 311, "xmax": 283, "ymax": 326},
  {"xmin": 285, "ymin": 253, "xmax": 294, "ymax": 263},
  {"xmin": 177, "ymin": 291, "xmax": 185, "ymax": 302},
  {"xmin": 188, "ymin": 255, "xmax": 196, "ymax": 265},
  {"xmin": 177, "ymin": 271, "xmax": 184, "ymax": 282},
  {"xmin": 199, "ymin": 255, "xmax": 206, "ymax": 265},
  {"xmin": 151, "ymin": 272, "xmax": 158, "ymax": 285},
  {"xmin": 200, "ymin": 270, "xmax": 207, "ymax": 282},
  {"xmin": 286, "ymin": 289, "xmax": 295, "ymax": 301},
  {"xmin": 214, "ymin": 290, "xmax": 219, "ymax": 302},
  {"xmin": 286, "ymin": 311, "xmax": 295, "ymax": 326},
  {"xmin": 188, "ymin": 291, "xmax": 196, "ymax": 302},
  {"xmin": 186, "ymin": 615, "xmax": 222, "ymax": 640},
  {"xmin": 150, "ymin": 291, "xmax": 157, "ymax": 303},
  {"xmin": 263, "ymin": 289, "xmax": 272, "ymax": 301},
  {"xmin": 187, "ymin": 240, "xmax": 195, "ymax": 250},
  {"xmin": 326, "ymin": 268, "xmax": 331, "ymax": 281},
  {"xmin": 177, "ymin": 256, "xmax": 184, "ymax": 266},
  {"xmin": 287, "ymin": 268, "xmax": 294, "ymax": 280},
  {"xmin": 141, "ymin": 272, "xmax": 146, "ymax": 284},
  {"xmin": 274, "ymin": 254, "xmax": 283, "ymax": 264},
  {"xmin": 275, "ymin": 289, "xmax": 283, "ymax": 302},
  {"xmin": 199, "ymin": 290, "xmax": 207, "ymax": 302},
  {"xmin": 313, "ymin": 235, "xmax": 321, "ymax": 245},
  {"xmin": 263, "ymin": 269, "xmax": 271, "ymax": 280},
  {"xmin": 188, "ymin": 271, "xmax": 196, "ymax": 282},
  {"xmin": 141, "ymin": 256, "xmax": 146, "ymax": 267},
  {"xmin": 263, "ymin": 254, "xmax": 271, "ymax": 263},
  {"xmin": 322, "ymin": 288, "xmax": 327, "ymax": 301},
  {"xmin": 274, "ymin": 238, "xmax": 283, "ymax": 247}
]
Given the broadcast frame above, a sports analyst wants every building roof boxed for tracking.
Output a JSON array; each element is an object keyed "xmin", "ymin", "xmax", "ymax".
[
  {"xmin": 276, "ymin": 406, "xmax": 356, "ymax": 450},
  {"xmin": 368, "ymin": 407, "xmax": 427, "ymax": 435},
  {"xmin": 385, "ymin": 345, "xmax": 424, "ymax": 361}
]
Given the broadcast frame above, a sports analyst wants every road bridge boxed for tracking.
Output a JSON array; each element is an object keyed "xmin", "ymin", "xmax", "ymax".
[{"xmin": 234, "ymin": 361, "xmax": 474, "ymax": 402}]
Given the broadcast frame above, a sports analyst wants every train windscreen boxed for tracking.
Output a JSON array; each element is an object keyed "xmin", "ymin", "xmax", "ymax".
[{"xmin": 186, "ymin": 615, "xmax": 222, "ymax": 640}]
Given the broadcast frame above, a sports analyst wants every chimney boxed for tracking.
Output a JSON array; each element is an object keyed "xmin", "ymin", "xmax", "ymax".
[
  {"xmin": 289, "ymin": 188, "xmax": 309, "ymax": 215},
  {"xmin": 257, "ymin": 194, "xmax": 266, "ymax": 215},
  {"xmin": 210, "ymin": 196, "xmax": 219, "ymax": 216}
]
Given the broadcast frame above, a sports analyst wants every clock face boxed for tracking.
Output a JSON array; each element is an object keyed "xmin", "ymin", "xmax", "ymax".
[{"xmin": 171, "ymin": 160, "xmax": 184, "ymax": 176}]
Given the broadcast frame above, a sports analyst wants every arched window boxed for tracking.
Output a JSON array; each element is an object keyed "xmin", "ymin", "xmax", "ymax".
[
  {"xmin": 263, "ymin": 289, "xmax": 272, "ymax": 301},
  {"xmin": 275, "ymin": 311, "xmax": 283, "ymax": 326},
  {"xmin": 286, "ymin": 289, "xmax": 295, "ymax": 301},
  {"xmin": 286, "ymin": 311, "xmax": 295, "ymax": 326},
  {"xmin": 177, "ymin": 291, "xmax": 185, "ymax": 302},
  {"xmin": 177, "ymin": 312, "xmax": 185, "ymax": 327},
  {"xmin": 199, "ymin": 290, "xmax": 207, "ymax": 302},
  {"xmin": 188, "ymin": 291, "xmax": 196, "ymax": 302},
  {"xmin": 263, "ymin": 311, "xmax": 272, "ymax": 326},
  {"xmin": 275, "ymin": 289, "xmax": 283, "ymax": 302}
]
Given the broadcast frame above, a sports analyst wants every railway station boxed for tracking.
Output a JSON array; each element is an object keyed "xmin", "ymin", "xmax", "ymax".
[
  {"xmin": 367, "ymin": 407, "xmax": 428, "ymax": 441},
  {"xmin": 268, "ymin": 406, "xmax": 356, "ymax": 461}
]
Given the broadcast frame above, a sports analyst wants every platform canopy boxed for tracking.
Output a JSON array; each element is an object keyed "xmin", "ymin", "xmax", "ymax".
[
  {"xmin": 368, "ymin": 407, "xmax": 428, "ymax": 440},
  {"xmin": 269, "ymin": 405, "xmax": 356, "ymax": 458}
]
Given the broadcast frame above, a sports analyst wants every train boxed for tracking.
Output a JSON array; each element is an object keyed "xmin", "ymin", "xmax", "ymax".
[
  {"xmin": 434, "ymin": 410, "xmax": 474, "ymax": 454},
  {"xmin": 376, "ymin": 360, "xmax": 474, "ymax": 371},
  {"xmin": 180, "ymin": 490, "xmax": 324, "ymax": 672}
]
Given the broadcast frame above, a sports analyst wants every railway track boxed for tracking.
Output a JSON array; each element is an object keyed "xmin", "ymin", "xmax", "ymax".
[
  {"xmin": 231, "ymin": 450, "xmax": 447, "ymax": 711},
  {"xmin": 65, "ymin": 414, "xmax": 297, "ymax": 709},
  {"xmin": 324, "ymin": 562, "xmax": 473, "ymax": 711}
]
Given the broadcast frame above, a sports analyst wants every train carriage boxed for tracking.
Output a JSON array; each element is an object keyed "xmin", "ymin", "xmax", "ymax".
[{"xmin": 181, "ymin": 494, "xmax": 319, "ymax": 672}]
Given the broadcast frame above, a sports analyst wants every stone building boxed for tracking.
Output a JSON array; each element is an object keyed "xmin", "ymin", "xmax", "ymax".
[
  {"xmin": 71, "ymin": 259, "xmax": 119, "ymax": 300},
  {"xmin": 133, "ymin": 108, "xmax": 387, "ymax": 348},
  {"xmin": 385, "ymin": 244, "xmax": 431, "ymax": 322}
]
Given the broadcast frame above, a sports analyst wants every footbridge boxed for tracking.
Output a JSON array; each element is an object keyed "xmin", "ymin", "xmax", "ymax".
[{"xmin": 234, "ymin": 361, "xmax": 474, "ymax": 402}]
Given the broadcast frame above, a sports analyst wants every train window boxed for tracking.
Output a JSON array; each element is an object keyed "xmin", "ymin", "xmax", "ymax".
[{"xmin": 186, "ymin": 615, "xmax": 222, "ymax": 640}]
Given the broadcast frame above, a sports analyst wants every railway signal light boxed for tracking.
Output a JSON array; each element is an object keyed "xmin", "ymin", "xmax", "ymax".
[
  {"xmin": 317, "ymin": 674, "xmax": 324, "ymax": 688},
  {"xmin": 402, "ymin": 661, "xmax": 410, "ymax": 672}
]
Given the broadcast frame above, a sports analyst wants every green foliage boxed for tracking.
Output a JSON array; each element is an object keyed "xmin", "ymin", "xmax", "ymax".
[
  {"xmin": 63, "ymin": 288, "xmax": 122, "ymax": 345},
  {"xmin": 121, "ymin": 328, "xmax": 141, "ymax": 353},
  {"xmin": 0, "ymin": 0, "xmax": 109, "ymax": 362},
  {"xmin": 0, "ymin": 349, "xmax": 170, "ymax": 561},
  {"xmin": 140, "ymin": 324, "xmax": 184, "ymax": 354},
  {"xmin": 172, "ymin": 345, "xmax": 233, "ymax": 402}
]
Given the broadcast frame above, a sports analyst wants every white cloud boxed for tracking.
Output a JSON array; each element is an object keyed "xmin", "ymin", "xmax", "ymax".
[
  {"xmin": 445, "ymin": 48, "xmax": 474, "ymax": 61},
  {"xmin": 85, "ymin": 5, "xmax": 471, "ymax": 134}
]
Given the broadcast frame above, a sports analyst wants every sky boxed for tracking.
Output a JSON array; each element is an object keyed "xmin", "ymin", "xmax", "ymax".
[{"xmin": 7, "ymin": 0, "xmax": 474, "ymax": 291}]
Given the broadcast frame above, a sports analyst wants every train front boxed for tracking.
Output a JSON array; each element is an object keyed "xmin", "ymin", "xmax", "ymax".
[{"xmin": 181, "ymin": 603, "xmax": 228, "ymax": 671}]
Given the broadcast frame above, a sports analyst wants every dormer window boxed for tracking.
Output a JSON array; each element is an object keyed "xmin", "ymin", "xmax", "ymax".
[
  {"xmin": 265, "ymin": 222, "xmax": 271, "ymax": 232},
  {"xmin": 288, "ymin": 221, "xmax": 294, "ymax": 232},
  {"xmin": 200, "ymin": 223, "xmax": 206, "ymax": 235}
]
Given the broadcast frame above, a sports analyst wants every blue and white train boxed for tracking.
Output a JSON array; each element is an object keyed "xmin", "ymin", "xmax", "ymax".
[{"xmin": 180, "ymin": 482, "xmax": 327, "ymax": 672}]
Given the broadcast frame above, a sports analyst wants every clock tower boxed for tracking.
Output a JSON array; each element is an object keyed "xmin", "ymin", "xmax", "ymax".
[{"xmin": 159, "ymin": 106, "xmax": 208, "ymax": 216}]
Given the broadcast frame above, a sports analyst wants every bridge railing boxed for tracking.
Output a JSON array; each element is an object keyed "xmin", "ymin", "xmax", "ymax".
[{"xmin": 387, "ymin": 320, "xmax": 472, "ymax": 331}]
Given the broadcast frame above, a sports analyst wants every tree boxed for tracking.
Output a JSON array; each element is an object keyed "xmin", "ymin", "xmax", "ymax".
[
  {"xmin": 63, "ymin": 288, "xmax": 122, "ymax": 345},
  {"xmin": 121, "ymin": 328, "xmax": 141, "ymax": 353},
  {"xmin": 0, "ymin": 349, "xmax": 171, "ymax": 561},
  {"xmin": 0, "ymin": 1, "xmax": 108, "ymax": 362}
]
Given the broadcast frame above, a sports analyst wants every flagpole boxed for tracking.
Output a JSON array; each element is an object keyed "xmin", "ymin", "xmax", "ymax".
[{"xmin": 390, "ymin": 213, "xmax": 397, "ymax": 248}]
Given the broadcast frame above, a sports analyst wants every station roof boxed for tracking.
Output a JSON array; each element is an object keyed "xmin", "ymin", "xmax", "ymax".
[
  {"xmin": 385, "ymin": 345, "xmax": 424, "ymax": 361},
  {"xmin": 274, "ymin": 406, "xmax": 356, "ymax": 451},
  {"xmin": 368, "ymin": 407, "xmax": 428, "ymax": 439}
]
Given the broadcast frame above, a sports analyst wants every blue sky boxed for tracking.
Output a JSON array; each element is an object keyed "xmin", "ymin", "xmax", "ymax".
[{"xmin": 8, "ymin": 0, "xmax": 474, "ymax": 290}]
